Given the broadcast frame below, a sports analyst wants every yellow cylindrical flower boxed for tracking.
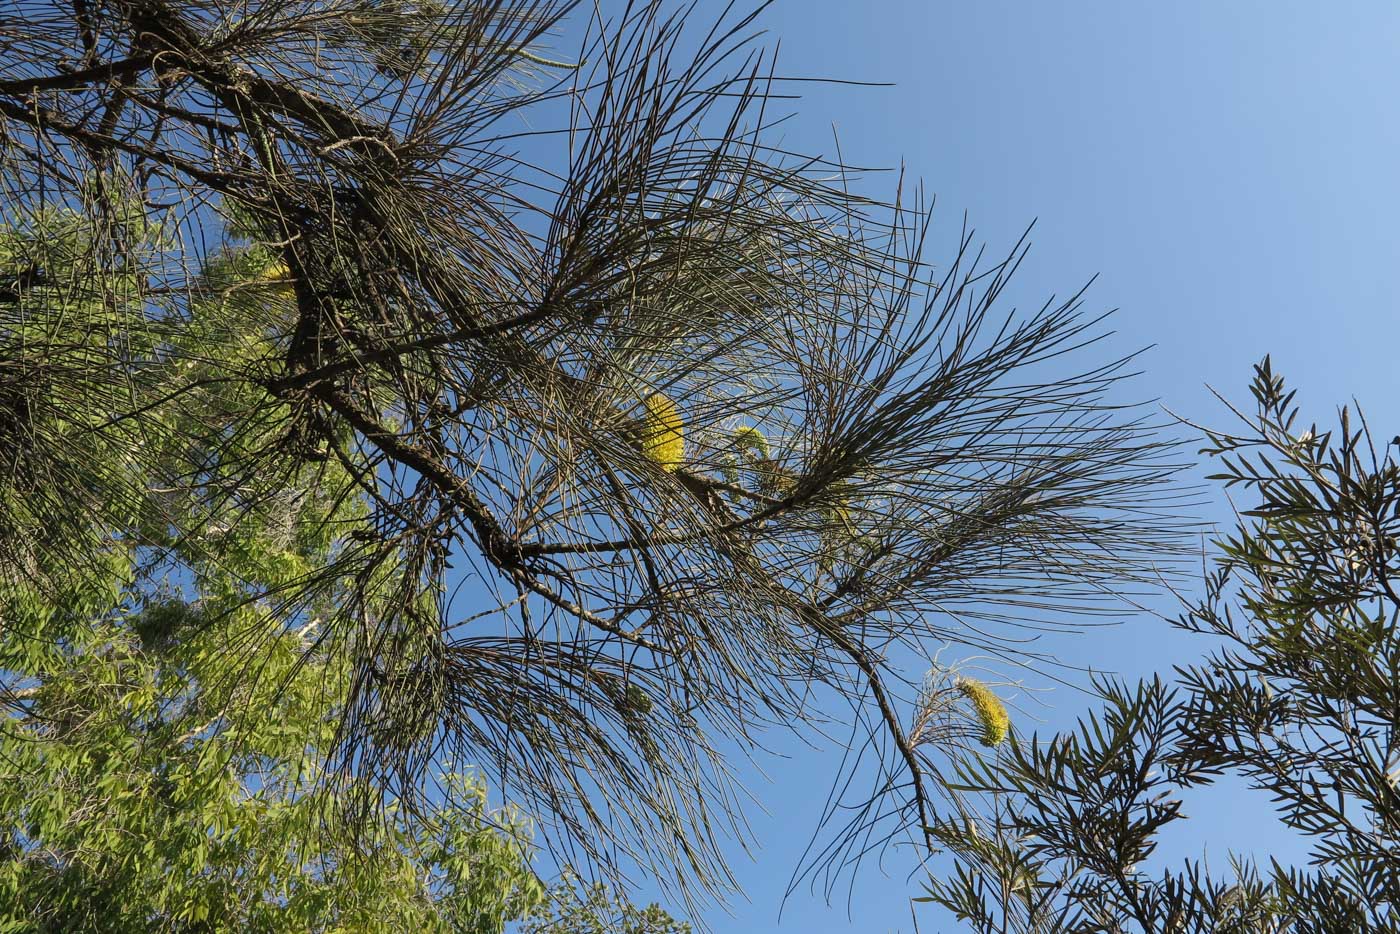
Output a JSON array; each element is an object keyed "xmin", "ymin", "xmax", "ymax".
[
  {"xmin": 724, "ymin": 426, "xmax": 771, "ymax": 486},
  {"xmin": 957, "ymin": 677, "xmax": 1010, "ymax": 747},
  {"xmin": 733, "ymin": 425, "xmax": 770, "ymax": 460},
  {"xmin": 258, "ymin": 258, "xmax": 294, "ymax": 294},
  {"xmin": 640, "ymin": 393, "xmax": 685, "ymax": 472}
]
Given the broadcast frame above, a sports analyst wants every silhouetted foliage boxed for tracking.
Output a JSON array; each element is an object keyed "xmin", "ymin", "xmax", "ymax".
[{"xmin": 919, "ymin": 359, "xmax": 1400, "ymax": 932}]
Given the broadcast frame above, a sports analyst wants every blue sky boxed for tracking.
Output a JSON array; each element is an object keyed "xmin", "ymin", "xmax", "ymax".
[{"xmin": 606, "ymin": 2, "xmax": 1400, "ymax": 931}]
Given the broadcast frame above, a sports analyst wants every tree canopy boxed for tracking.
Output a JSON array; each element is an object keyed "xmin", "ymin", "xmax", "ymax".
[
  {"xmin": 1, "ymin": 0, "xmax": 1191, "ymax": 909},
  {"xmin": 0, "ymin": 212, "xmax": 695, "ymax": 931}
]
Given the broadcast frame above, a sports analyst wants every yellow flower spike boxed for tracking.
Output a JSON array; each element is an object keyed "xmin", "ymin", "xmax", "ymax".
[
  {"xmin": 258, "ymin": 258, "xmax": 294, "ymax": 293},
  {"xmin": 956, "ymin": 677, "xmax": 1010, "ymax": 747},
  {"xmin": 723, "ymin": 426, "xmax": 771, "ymax": 486},
  {"xmin": 733, "ymin": 425, "xmax": 770, "ymax": 460},
  {"xmin": 639, "ymin": 393, "xmax": 685, "ymax": 472}
]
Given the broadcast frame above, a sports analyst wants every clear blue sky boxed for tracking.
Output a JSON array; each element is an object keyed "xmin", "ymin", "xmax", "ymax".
[{"xmin": 599, "ymin": 2, "xmax": 1400, "ymax": 931}]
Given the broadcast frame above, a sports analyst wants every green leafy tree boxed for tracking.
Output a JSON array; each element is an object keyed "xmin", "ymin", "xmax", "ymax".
[
  {"xmin": 0, "ymin": 597, "xmax": 548, "ymax": 932},
  {"xmin": 0, "ymin": 214, "xmax": 689, "ymax": 932},
  {"xmin": 519, "ymin": 873, "xmax": 691, "ymax": 934},
  {"xmin": 918, "ymin": 359, "xmax": 1400, "ymax": 932},
  {"xmin": 2, "ymin": 0, "xmax": 1189, "ymax": 908},
  {"xmin": 0, "ymin": 212, "xmax": 547, "ymax": 931}
]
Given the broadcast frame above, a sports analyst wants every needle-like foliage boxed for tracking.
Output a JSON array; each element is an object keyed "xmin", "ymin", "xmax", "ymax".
[
  {"xmin": 1, "ymin": 0, "xmax": 1190, "ymax": 907},
  {"xmin": 919, "ymin": 360, "xmax": 1400, "ymax": 932}
]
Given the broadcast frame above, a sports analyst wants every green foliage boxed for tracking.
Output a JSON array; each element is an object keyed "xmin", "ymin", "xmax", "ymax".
[
  {"xmin": 0, "ymin": 206, "xmax": 545, "ymax": 925},
  {"xmin": 520, "ymin": 873, "xmax": 690, "ymax": 934},
  {"xmin": 918, "ymin": 359, "xmax": 1400, "ymax": 933},
  {"xmin": 0, "ymin": 213, "xmax": 684, "ymax": 932},
  {"xmin": 0, "ymin": 593, "xmax": 546, "ymax": 932}
]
